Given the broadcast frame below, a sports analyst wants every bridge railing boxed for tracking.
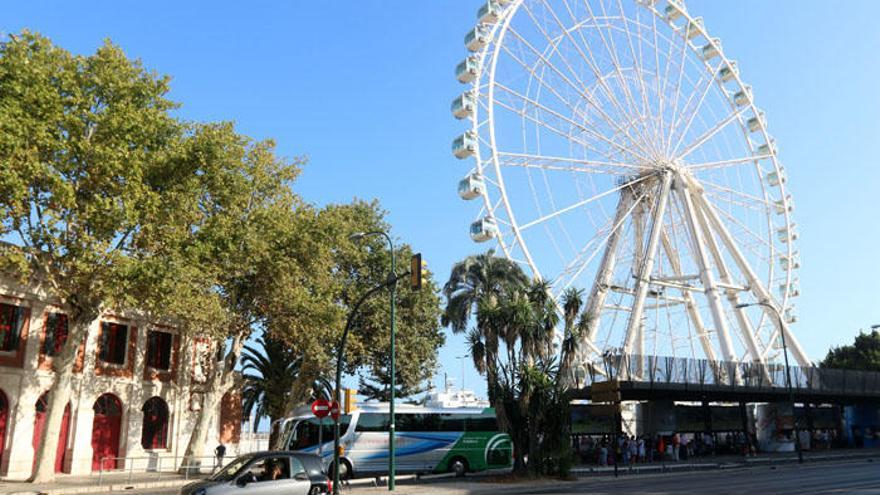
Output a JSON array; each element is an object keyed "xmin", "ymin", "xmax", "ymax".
[{"xmin": 596, "ymin": 354, "xmax": 880, "ymax": 397}]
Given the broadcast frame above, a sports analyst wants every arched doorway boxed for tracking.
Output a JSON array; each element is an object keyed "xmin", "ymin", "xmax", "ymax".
[
  {"xmin": 91, "ymin": 393, "xmax": 123, "ymax": 471},
  {"xmin": 0, "ymin": 390, "xmax": 8, "ymax": 471},
  {"xmin": 33, "ymin": 393, "xmax": 71, "ymax": 473},
  {"xmin": 140, "ymin": 397, "xmax": 169, "ymax": 450}
]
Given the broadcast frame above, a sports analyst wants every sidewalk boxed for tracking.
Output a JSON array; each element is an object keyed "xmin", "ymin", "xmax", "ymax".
[
  {"xmin": 0, "ymin": 471, "xmax": 197, "ymax": 495},
  {"xmin": 572, "ymin": 447, "xmax": 879, "ymax": 476}
]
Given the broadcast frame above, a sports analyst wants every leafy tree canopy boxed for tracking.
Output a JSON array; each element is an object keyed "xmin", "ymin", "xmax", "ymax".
[{"xmin": 821, "ymin": 330, "xmax": 880, "ymax": 372}]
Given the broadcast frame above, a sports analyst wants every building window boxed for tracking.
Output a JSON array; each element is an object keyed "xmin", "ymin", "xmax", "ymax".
[
  {"xmin": 145, "ymin": 331, "xmax": 173, "ymax": 371},
  {"xmin": 141, "ymin": 397, "xmax": 169, "ymax": 450},
  {"xmin": 42, "ymin": 312, "xmax": 69, "ymax": 356},
  {"xmin": 0, "ymin": 303, "xmax": 26, "ymax": 352},
  {"xmin": 98, "ymin": 322, "xmax": 128, "ymax": 365}
]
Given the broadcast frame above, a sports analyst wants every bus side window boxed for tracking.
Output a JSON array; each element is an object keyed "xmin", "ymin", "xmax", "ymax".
[
  {"xmin": 355, "ymin": 413, "xmax": 390, "ymax": 432},
  {"xmin": 464, "ymin": 414, "xmax": 498, "ymax": 431},
  {"xmin": 439, "ymin": 414, "xmax": 466, "ymax": 432}
]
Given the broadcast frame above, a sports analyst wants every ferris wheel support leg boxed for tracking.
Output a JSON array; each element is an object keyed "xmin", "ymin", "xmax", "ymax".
[
  {"xmin": 693, "ymin": 201, "xmax": 770, "ymax": 378},
  {"xmin": 691, "ymin": 184, "xmax": 812, "ymax": 369},
  {"xmin": 582, "ymin": 190, "xmax": 632, "ymax": 345},
  {"xmin": 660, "ymin": 232, "xmax": 719, "ymax": 363},
  {"xmin": 632, "ymin": 198, "xmax": 647, "ymax": 378},
  {"xmin": 623, "ymin": 172, "xmax": 672, "ymax": 356},
  {"xmin": 675, "ymin": 177, "xmax": 738, "ymax": 365}
]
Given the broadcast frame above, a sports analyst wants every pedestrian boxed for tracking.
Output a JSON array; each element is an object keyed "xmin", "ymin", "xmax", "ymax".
[
  {"xmin": 637, "ymin": 436, "xmax": 646, "ymax": 463},
  {"xmin": 214, "ymin": 443, "xmax": 226, "ymax": 471},
  {"xmin": 672, "ymin": 433, "xmax": 680, "ymax": 461}
]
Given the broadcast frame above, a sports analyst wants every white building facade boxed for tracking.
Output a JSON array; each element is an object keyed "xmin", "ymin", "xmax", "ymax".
[{"xmin": 0, "ymin": 278, "xmax": 242, "ymax": 480}]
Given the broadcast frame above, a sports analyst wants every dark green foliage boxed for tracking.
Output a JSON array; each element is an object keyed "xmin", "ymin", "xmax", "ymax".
[{"xmin": 821, "ymin": 330, "xmax": 880, "ymax": 372}]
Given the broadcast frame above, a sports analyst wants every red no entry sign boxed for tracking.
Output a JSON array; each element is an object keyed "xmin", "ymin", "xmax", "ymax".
[
  {"xmin": 329, "ymin": 401, "xmax": 341, "ymax": 421},
  {"xmin": 311, "ymin": 399, "xmax": 330, "ymax": 418}
]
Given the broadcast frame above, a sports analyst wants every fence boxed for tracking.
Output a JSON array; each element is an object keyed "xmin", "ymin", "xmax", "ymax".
[{"xmin": 589, "ymin": 354, "xmax": 880, "ymax": 398}]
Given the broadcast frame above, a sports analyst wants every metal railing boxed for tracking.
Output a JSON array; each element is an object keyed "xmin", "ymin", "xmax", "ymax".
[
  {"xmin": 95, "ymin": 455, "xmax": 219, "ymax": 486},
  {"xmin": 588, "ymin": 354, "xmax": 880, "ymax": 397}
]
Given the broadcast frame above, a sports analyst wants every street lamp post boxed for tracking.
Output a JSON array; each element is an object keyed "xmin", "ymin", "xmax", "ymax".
[
  {"xmin": 350, "ymin": 231, "xmax": 397, "ymax": 490},
  {"xmin": 735, "ymin": 301, "xmax": 803, "ymax": 464}
]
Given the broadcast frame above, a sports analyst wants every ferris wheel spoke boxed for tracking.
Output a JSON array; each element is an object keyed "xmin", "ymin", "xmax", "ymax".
[
  {"xmin": 534, "ymin": 0, "xmax": 658, "ymax": 154},
  {"xmin": 519, "ymin": 174, "xmax": 653, "ymax": 232},
  {"xmin": 631, "ymin": 1, "xmax": 662, "ymax": 149},
  {"xmin": 493, "ymin": 82, "xmax": 651, "ymax": 163},
  {"xmin": 674, "ymin": 105, "xmax": 749, "ymax": 160},
  {"xmin": 687, "ymin": 154, "xmax": 772, "ymax": 171},
  {"xmin": 706, "ymin": 203, "xmax": 774, "ymax": 260},
  {"xmin": 557, "ymin": 192, "xmax": 647, "ymax": 293},
  {"xmin": 668, "ymin": 60, "xmax": 725, "ymax": 156},
  {"xmin": 699, "ymin": 179, "xmax": 773, "ymax": 209},
  {"xmin": 587, "ymin": 0, "xmax": 655, "ymax": 151},
  {"xmin": 664, "ymin": 17, "xmax": 692, "ymax": 155},
  {"xmin": 497, "ymin": 151, "xmax": 647, "ymax": 173}
]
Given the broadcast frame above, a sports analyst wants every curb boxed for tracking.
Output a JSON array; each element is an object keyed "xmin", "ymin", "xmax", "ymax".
[{"xmin": 572, "ymin": 452, "xmax": 878, "ymax": 478}]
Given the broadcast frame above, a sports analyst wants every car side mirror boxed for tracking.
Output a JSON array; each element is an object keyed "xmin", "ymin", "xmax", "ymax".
[
  {"xmin": 235, "ymin": 476, "xmax": 250, "ymax": 487},
  {"xmin": 294, "ymin": 472, "xmax": 309, "ymax": 481}
]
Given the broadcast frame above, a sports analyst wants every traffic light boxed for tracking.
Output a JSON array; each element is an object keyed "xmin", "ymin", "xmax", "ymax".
[
  {"xmin": 344, "ymin": 388, "xmax": 357, "ymax": 414},
  {"xmin": 410, "ymin": 253, "xmax": 428, "ymax": 290}
]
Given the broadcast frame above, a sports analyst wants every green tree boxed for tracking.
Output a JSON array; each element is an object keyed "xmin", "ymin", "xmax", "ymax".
[
  {"xmin": 267, "ymin": 201, "xmax": 444, "ymax": 409},
  {"xmin": 0, "ymin": 32, "xmax": 206, "ymax": 482},
  {"xmin": 821, "ymin": 329, "xmax": 880, "ymax": 371}
]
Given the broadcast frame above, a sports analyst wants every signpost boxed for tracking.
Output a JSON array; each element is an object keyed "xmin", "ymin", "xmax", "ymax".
[{"xmin": 312, "ymin": 399, "xmax": 330, "ymax": 460}]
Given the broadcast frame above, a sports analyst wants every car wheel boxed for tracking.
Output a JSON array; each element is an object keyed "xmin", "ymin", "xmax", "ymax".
[
  {"xmin": 329, "ymin": 459, "xmax": 352, "ymax": 481},
  {"xmin": 449, "ymin": 457, "xmax": 468, "ymax": 478},
  {"xmin": 308, "ymin": 486, "xmax": 322, "ymax": 495}
]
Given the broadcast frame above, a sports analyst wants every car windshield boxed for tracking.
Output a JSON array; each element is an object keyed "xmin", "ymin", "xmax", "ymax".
[{"xmin": 210, "ymin": 454, "xmax": 255, "ymax": 482}]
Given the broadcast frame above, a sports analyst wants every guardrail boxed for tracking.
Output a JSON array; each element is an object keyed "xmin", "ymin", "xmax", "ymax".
[
  {"xmin": 589, "ymin": 354, "xmax": 880, "ymax": 397},
  {"xmin": 96, "ymin": 455, "xmax": 219, "ymax": 486}
]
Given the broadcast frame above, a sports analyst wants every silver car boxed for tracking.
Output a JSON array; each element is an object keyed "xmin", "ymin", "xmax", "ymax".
[{"xmin": 180, "ymin": 451, "xmax": 329, "ymax": 495}]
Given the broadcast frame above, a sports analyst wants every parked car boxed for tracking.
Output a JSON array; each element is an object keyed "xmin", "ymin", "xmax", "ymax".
[{"xmin": 180, "ymin": 451, "xmax": 331, "ymax": 495}]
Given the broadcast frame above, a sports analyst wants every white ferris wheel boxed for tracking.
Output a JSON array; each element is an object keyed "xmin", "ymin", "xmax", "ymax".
[{"xmin": 450, "ymin": 0, "xmax": 810, "ymax": 372}]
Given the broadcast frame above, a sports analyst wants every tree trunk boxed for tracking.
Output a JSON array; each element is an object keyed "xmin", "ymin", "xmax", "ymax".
[
  {"xmin": 30, "ymin": 317, "xmax": 90, "ymax": 483},
  {"xmin": 179, "ymin": 386, "xmax": 224, "ymax": 475},
  {"xmin": 179, "ymin": 334, "xmax": 243, "ymax": 475}
]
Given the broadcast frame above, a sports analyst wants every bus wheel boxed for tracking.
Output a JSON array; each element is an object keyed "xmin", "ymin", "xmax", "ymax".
[
  {"xmin": 329, "ymin": 459, "xmax": 353, "ymax": 481},
  {"xmin": 448, "ymin": 457, "xmax": 468, "ymax": 478}
]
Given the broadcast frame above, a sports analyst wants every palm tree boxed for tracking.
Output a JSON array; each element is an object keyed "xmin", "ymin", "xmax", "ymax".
[
  {"xmin": 559, "ymin": 288, "xmax": 585, "ymax": 387},
  {"xmin": 441, "ymin": 250, "xmax": 530, "ymax": 332},
  {"xmin": 240, "ymin": 335, "xmax": 331, "ymax": 446}
]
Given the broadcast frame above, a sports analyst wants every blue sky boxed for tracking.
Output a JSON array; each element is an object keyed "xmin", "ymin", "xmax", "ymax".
[{"xmin": 6, "ymin": 1, "xmax": 880, "ymax": 398}]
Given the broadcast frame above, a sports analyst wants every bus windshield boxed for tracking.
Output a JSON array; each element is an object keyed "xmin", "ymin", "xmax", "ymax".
[{"xmin": 290, "ymin": 415, "xmax": 351, "ymax": 450}]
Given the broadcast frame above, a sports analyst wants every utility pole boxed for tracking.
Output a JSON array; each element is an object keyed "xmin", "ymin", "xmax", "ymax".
[
  {"xmin": 350, "ymin": 231, "xmax": 397, "ymax": 490},
  {"xmin": 736, "ymin": 301, "xmax": 802, "ymax": 464}
]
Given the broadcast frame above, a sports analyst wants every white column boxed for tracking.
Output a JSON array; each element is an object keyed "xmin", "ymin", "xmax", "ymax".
[
  {"xmin": 582, "ymin": 190, "xmax": 631, "ymax": 343},
  {"xmin": 623, "ymin": 172, "xmax": 673, "ymax": 355},
  {"xmin": 675, "ymin": 177, "xmax": 738, "ymax": 363},
  {"xmin": 691, "ymin": 185, "xmax": 811, "ymax": 368}
]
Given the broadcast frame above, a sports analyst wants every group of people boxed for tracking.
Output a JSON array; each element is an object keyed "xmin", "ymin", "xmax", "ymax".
[{"xmin": 574, "ymin": 431, "xmax": 759, "ymax": 466}]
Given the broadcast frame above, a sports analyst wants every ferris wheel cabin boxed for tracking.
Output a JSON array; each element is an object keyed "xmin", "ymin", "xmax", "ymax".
[
  {"xmin": 458, "ymin": 173, "xmax": 485, "ymax": 200},
  {"xmin": 456, "ymin": 56, "xmax": 480, "ymax": 83},
  {"xmin": 465, "ymin": 25, "xmax": 491, "ymax": 52},
  {"xmin": 452, "ymin": 131, "xmax": 477, "ymax": 159},
  {"xmin": 470, "ymin": 217, "xmax": 499, "ymax": 243},
  {"xmin": 451, "ymin": 92, "xmax": 476, "ymax": 120}
]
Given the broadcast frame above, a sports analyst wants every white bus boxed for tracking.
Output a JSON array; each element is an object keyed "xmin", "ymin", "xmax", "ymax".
[{"xmin": 281, "ymin": 403, "xmax": 512, "ymax": 479}]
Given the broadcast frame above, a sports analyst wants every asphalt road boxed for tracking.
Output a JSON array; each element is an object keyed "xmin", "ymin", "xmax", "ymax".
[{"xmin": 124, "ymin": 459, "xmax": 880, "ymax": 495}]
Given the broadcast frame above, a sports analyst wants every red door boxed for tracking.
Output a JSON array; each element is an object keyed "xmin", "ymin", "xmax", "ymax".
[
  {"xmin": 33, "ymin": 394, "xmax": 71, "ymax": 473},
  {"xmin": 0, "ymin": 390, "xmax": 8, "ymax": 471},
  {"xmin": 91, "ymin": 394, "xmax": 122, "ymax": 471}
]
